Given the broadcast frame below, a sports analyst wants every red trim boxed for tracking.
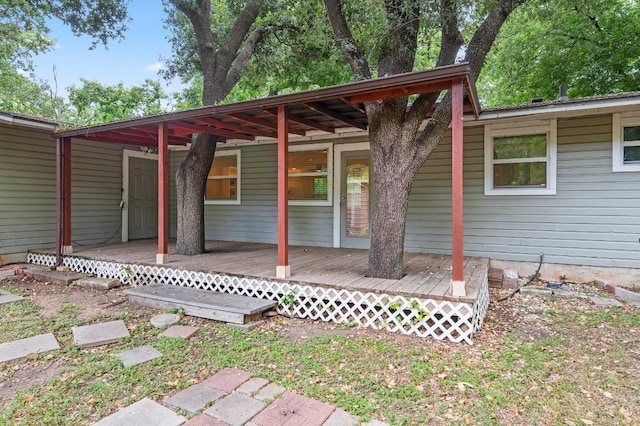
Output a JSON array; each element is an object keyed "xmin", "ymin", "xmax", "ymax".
[
  {"xmin": 62, "ymin": 138, "xmax": 72, "ymax": 247},
  {"xmin": 451, "ymin": 80, "xmax": 464, "ymax": 283},
  {"xmin": 158, "ymin": 123, "xmax": 169, "ymax": 258},
  {"xmin": 277, "ymin": 105, "xmax": 289, "ymax": 267},
  {"xmin": 55, "ymin": 139, "xmax": 62, "ymax": 266}
]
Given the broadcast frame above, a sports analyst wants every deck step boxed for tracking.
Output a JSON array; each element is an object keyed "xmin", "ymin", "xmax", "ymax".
[{"xmin": 125, "ymin": 284, "xmax": 277, "ymax": 325}]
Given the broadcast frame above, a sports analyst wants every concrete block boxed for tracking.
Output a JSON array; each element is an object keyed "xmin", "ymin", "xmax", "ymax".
[
  {"xmin": 74, "ymin": 277, "xmax": 123, "ymax": 290},
  {"xmin": 26, "ymin": 269, "xmax": 87, "ymax": 286},
  {"xmin": 73, "ymin": 320, "xmax": 130, "ymax": 348},
  {"xmin": 182, "ymin": 414, "xmax": 228, "ymax": 425},
  {"xmin": 0, "ymin": 269, "xmax": 15, "ymax": 278},
  {"xmin": 519, "ymin": 286, "xmax": 553, "ymax": 297},
  {"xmin": 204, "ymin": 392, "xmax": 265, "ymax": 426},
  {"xmin": 615, "ymin": 286, "xmax": 640, "ymax": 304},
  {"xmin": 0, "ymin": 290, "xmax": 24, "ymax": 305},
  {"xmin": 159, "ymin": 325, "xmax": 199, "ymax": 339},
  {"xmin": 591, "ymin": 296, "xmax": 624, "ymax": 307},
  {"xmin": 253, "ymin": 383, "xmax": 286, "ymax": 402},
  {"xmin": 227, "ymin": 320, "xmax": 265, "ymax": 332},
  {"xmin": 0, "ymin": 333, "xmax": 60, "ymax": 363},
  {"xmin": 92, "ymin": 398, "xmax": 185, "ymax": 426},
  {"xmin": 151, "ymin": 313, "xmax": 181, "ymax": 329},
  {"xmin": 502, "ymin": 269, "xmax": 519, "ymax": 289},
  {"xmin": 488, "ymin": 268, "xmax": 503, "ymax": 288},
  {"xmin": 237, "ymin": 377, "xmax": 269, "ymax": 396},
  {"xmin": 164, "ymin": 384, "xmax": 224, "ymax": 414},
  {"xmin": 116, "ymin": 345, "xmax": 163, "ymax": 367},
  {"xmin": 0, "ymin": 252, "xmax": 27, "ymax": 266},
  {"xmin": 323, "ymin": 409, "xmax": 359, "ymax": 425}
]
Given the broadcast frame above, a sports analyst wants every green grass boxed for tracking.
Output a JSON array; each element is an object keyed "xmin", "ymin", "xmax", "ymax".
[{"xmin": 1, "ymin": 286, "xmax": 638, "ymax": 425}]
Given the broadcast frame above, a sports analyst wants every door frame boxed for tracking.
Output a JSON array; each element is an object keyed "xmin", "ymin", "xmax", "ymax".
[
  {"xmin": 122, "ymin": 149, "xmax": 159, "ymax": 242},
  {"xmin": 332, "ymin": 142, "xmax": 370, "ymax": 248}
]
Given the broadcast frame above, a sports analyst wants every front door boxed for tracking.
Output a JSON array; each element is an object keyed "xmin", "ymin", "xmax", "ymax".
[
  {"xmin": 128, "ymin": 156, "xmax": 158, "ymax": 240},
  {"xmin": 340, "ymin": 151, "xmax": 371, "ymax": 249}
]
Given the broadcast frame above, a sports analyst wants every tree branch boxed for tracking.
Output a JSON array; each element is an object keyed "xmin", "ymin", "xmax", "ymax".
[
  {"xmin": 323, "ymin": 0, "xmax": 371, "ymax": 80},
  {"xmin": 223, "ymin": 27, "xmax": 267, "ymax": 95},
  {"xmin": 377, "ymin": 0, "xmax": 421, "ymax": 76},
  {"xmin": 217, "ymin": 0, "xmax": 263, "ymax": 75}
]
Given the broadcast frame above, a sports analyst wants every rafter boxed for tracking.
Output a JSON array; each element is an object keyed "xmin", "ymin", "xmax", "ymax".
[
  {"xmin": 304, "ymin": 102, "xmax": 367, "ymax": 130},
  {"xmin": 196, "ymin": 116, "xmax": 277, "ymax": 138},
  {"xmin": 170, "ymin": 121, "xmax": 254, "ymax": 140},
  {"xmin": 228, "ymin": 112, "xmax": 306, "ymax": 136},
  {"xmin": 265, "ymin": 108, "xmax": 335, "ymax": 134}
]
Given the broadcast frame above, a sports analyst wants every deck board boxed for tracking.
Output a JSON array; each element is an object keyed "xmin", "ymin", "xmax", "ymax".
[{"xmin": 39, "ymin": 239, "xmax": 486, "ymax": 303}]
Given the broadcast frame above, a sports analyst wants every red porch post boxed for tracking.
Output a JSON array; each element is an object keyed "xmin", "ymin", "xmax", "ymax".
[
  {"xmin": 450, "ymin": 79, "xmax": 466, "ymax": 297},
  {"xmin": 276, "ymin": 105, "xmax": 290, "ymax": 278},
  {"xmin": 62, "ymin": 137, "xmax": 72, "ymax": 254},
  {"xmin": 157, "ymin": 122, "xmax": 169, "ymax": 264}
]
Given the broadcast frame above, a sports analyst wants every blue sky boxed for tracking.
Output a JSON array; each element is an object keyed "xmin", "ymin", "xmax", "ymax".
[{"xmin": 32, "ymin": 1, "xmax": 185, "ymax": 98}]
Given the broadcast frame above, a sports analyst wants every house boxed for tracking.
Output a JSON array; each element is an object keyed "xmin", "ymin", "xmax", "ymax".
[{"xmin": 0, "ymin": 64, "xmax": 640, "ymax": 339}]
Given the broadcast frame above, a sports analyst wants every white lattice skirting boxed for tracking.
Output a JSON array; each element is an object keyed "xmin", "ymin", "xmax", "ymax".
[{"xmin": 27, "ymin": 253, "xmax": 488, "ymax": 344}]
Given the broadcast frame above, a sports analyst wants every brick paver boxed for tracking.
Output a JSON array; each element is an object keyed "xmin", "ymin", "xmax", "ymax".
[
  {"xmin": 251, "ymin": 391, "xmax": 335, "ymax": 426},
  {"xmin": 201, "ymin": 367, "xmax": 251, "ymax": 393},
  {"xmin": 183, "ymin": 414, "xmax": 230, "ymax": 426},
  {"xmin": 204, "ymin": 392, "xmax": 265, "ymax": 426}
]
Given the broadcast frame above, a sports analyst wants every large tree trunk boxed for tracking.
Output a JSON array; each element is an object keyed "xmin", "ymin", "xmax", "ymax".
[{"xmin": 175, "ymin": 134, "xmax": 217, "ymax": 255}]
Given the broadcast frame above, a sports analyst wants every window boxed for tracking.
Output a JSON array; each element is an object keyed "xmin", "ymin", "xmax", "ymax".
[
  {"xmin": 613, "ymin": 112, "xmax": 640, "ymax": 172},
  {"xmin": 205, "ymin": 150, "xmax": 240, "ymax": 204},
  {"xmin": 288, "ymin": 143, "xmax": 332, "ymax": 206},
  {"xmin": 484, "ymin": 120, "xmax": 557, "ymax": 195}
]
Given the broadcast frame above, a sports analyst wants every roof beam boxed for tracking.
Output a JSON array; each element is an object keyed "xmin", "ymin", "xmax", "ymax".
[
  {"xmin": 170, "ymin": 121, "xmax": 254, "ymax": 140},
  {"xmin": 304, "ymin": 102, "xmax": 367, "ymax": 130},
  {"xmin": 266, "ymin": 108, "xmax": 335, "ymax": 134},
  {"xmin": 196, "ymin": 116, "xmax": 277, "ymax": 138},
  {"xmin": 228, "ymin": 112, "xmax": 306, "ymax": 136},
  {"xmin": 344, "ymin": 81, "xmax": 452, "ymax": 104}
]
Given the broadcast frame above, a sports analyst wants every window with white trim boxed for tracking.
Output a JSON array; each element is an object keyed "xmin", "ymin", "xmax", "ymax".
[
  {"xmin": 612, "ymin": 112, "xmax": 640, "ymax": 172},
  {"xmin": 484, "ymin": 120, "xmax": 557, "ymax": 195},
  {"xmin": 288, "ymin": 143, "xmax": 332, "ymax": 206},
  {"xmin": 205, "ymin": 150, "xmax": 241, "ymax": 204}
]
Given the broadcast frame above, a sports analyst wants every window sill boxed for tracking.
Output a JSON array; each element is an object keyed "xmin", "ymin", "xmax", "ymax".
[
  {"xmin": 289, "ymin": 200, "xmax": 332, "ymax": 207},
  {"xmin": 484, "ymin": 187, "xmax": 556, "ymax": 196}
]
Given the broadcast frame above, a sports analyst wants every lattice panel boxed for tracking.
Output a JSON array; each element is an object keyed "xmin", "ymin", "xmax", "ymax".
[{"xmin": 27, "ymin": 253, "xmax": 487, "ymax": 343}]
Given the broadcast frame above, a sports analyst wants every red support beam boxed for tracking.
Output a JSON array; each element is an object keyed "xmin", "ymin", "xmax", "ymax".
[
  {"xmin": 157, "ymin": 122, "xmax": 169, "ymax": 264},
  {"xmin": 276, "ymin": 105, "xmax": 290, "ymax": 278},
  {"xmin": 55, "ymin": 138, "xmax": 62, "ymax": 266},
  {"xmin": 450, "ymin": 79, "xmax": 465, "ymax": 297},
  {"xmin": 62, "ymin": 138, "xmax": 72, "ymax": 252}
]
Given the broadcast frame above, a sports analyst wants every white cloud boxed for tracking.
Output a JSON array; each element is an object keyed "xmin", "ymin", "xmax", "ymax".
[{"xmin": 144, "ymin": 61, "xmax": 163, "ymax": 72}]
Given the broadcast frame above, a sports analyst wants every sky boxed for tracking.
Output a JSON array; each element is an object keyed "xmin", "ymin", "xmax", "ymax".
[{"xmin": 31, "ymin": 1, "xmax": 185, "ymax": 98}]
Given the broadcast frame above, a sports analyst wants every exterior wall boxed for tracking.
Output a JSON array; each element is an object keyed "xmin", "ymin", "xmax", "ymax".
[
  {"xmin": 0, "ymin": 121, "xmax": 124, "ymax": 254},
  {"xmin": 408, "ymin": 114, "xmax": 640, "ymax": 270},
  {"xmin": 0, "ymin": 123, "xmax": 57, "ymax": 254}
]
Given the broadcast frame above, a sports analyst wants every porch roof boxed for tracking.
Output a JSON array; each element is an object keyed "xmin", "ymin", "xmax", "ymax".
[{"xmin": 54, "ymin": 63, "xmax": 479, "ymax": 146}]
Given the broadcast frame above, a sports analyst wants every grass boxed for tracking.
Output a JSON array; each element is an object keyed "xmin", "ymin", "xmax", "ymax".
[{"xmin": 0, "ymin": 283, "xmax": 638, "ymax": 425}]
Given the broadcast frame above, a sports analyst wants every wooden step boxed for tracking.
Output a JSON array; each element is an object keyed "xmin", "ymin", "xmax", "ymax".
[{"xmin": 125, "ymin": 284, "xmax": 277, "ymax": 325}]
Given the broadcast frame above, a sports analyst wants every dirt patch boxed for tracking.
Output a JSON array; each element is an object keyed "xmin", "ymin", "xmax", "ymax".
[{"xmin": 0, "ymin": 360, "xmax": 68, "ymax": 402}]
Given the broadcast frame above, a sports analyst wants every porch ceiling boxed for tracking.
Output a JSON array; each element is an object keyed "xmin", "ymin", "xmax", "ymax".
[{"xmin": 54, "ymin": 63, "xmax": 479, "ymax": 146}]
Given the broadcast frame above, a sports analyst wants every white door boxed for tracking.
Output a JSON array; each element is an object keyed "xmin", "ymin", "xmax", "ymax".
[{"xmin": 340, "ymin": 151, "xmax": 371, "ymax": 249}]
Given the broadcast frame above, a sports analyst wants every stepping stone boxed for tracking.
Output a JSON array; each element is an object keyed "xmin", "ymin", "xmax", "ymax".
[
  {"xmin": 591, "ymin": 296, "xmax": 624, "ymax": 307},
  {"xmin": 323, "ymin": 409, "xmax": 359, "ymax": 425},
  {"xmin": 92, "ymin": 397, "xmax": 185, "ymax": 426},
  {"xmin": 204, "ymin": 392, "xmax": 265, "ymax": 426},
  {"xmin": 164, "ymin": 384, "xmax": 224, "ymax": 414},
  {"xmin": 201, "ymin": 368, "xmax": 251, "ymax": 393},
  {"xmin": 72, "ymin": 320, "xmax": 130, "ymax": 349},
  {"xmin": 151, "ymin": 313, "xmax": 181, "ymax": 329},
  {"xmin": 0, "ymin": 333, "xmax": 60, "ymax": 363},
  {"xmin": 116, "ymin": 345, "xmax": 163, "ymax": 367},
  {"xmin": 159, "ymin": 325, "xmax": 199, "ymax": 339},
  {"xmin": 252, "ymin": 391, "xmax": 334, "ymax": 426},
  {"xmin": 253, "ymin": 383, "xmax": 286, "ymax": 402},
  {"xmin": 183, "ymin": 414, "xmax": 228, "ymax": 425},
  {"xmin": 26, "ymin": 269, "xmax": 87, "ymax": 286},
  {"xmin": 74, "ymin": 277, "xmax": 123, "ymax": 290},
  {"xmin": 0, "ymin": 290, "xmax": 24, "ymax": 305},
  {"xmin": 237, "ymin": 378, "xmax": 269, "ymax": 395}
]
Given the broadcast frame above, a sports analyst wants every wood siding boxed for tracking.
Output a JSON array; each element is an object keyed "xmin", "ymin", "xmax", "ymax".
[{"xmin": 0, "ymin": 123, "xmax": 123, "ymax": 254}]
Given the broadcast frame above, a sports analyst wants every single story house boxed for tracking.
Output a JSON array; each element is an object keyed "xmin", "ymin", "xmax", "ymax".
[{"xmin": 1, "ymin": 70, "xmax": 639, "ymax": 289}]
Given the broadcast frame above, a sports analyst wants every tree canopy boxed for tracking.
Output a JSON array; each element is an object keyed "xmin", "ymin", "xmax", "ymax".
[{"xmin": 478, "ymin": 0, "xmax": 640, "ymax": 106}]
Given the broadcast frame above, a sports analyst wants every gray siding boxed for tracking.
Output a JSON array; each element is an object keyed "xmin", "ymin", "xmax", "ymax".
[
  {"xmin": 407, "ymin": 115, "xmax": 640, "ymax": 268},
  {"xmin": 0, "ymin": 124, "xmax": 57, "ymax": 253},
  {"xmin": 0, "ymin": 123, "xmax": 124, "ymax": 254}
]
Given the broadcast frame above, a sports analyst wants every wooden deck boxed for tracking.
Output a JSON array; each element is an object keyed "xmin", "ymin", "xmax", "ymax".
[{"xmin": 41, "ymin": 239, "xmax": 487, "ymax": 304}]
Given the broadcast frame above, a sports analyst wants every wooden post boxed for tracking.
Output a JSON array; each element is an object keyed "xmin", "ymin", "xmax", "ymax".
[
  {"xmin": 55, "ymin": 138, "xmax": 62, "ymax": 266},
  {"xmin": 450, "ymin": 79, "xmax": 466, "ymax": 297},
  {"xmin": 276, "ymin": 105, "xmax": 290, "ymax": 278},
  {"xmin": 157, "ymin": 122, "xmax": 169, "ymax": 264},
  {"xmin": 62, "ymin": 137, "xmax": 72, "ymax": 254}
]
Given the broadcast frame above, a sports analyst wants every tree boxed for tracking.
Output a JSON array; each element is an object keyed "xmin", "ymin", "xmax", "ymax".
[
  {"xmin": 478, "ymin": 0, "xmax": 640, "ymax": 106},
  {"xmin": 322, "ymin": 0, "xmax": 527, "ymax": 278},
  {"xmin": 164, "ymin": 0, "xmax": 270, "ymax": 255},
  {"xmin": 0, "ymin": 63, "xmax": 64, "ymax": 118},
  {"xmin": 66, "ymin": 79, "xmax": 169, "ymax": 125}
]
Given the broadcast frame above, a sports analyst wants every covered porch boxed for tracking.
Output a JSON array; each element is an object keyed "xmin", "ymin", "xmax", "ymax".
[{"xmin": 28, "ymin": 240, "xmax": 488, "ymax": 343}]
